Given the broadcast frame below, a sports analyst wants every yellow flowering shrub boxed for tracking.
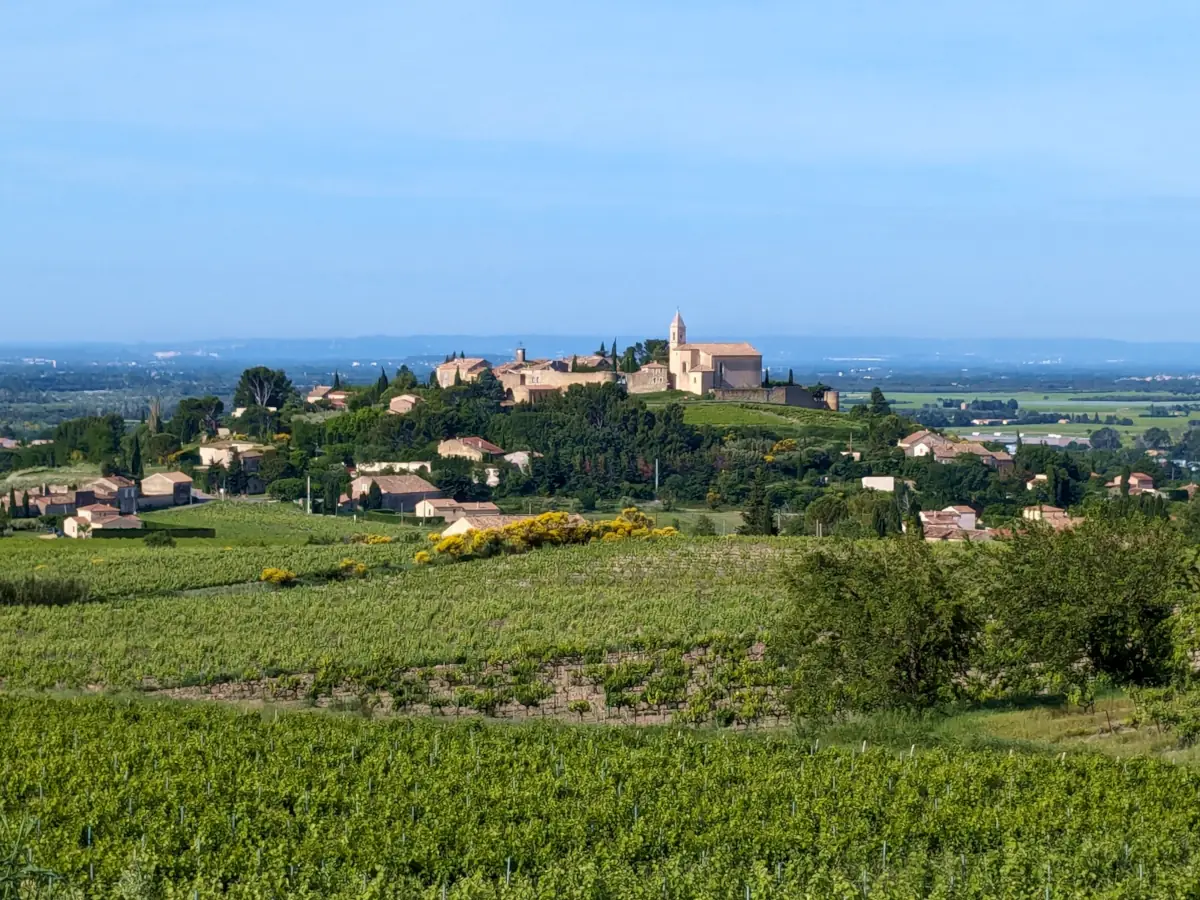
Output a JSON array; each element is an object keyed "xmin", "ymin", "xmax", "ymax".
[
  {"xmin": 260, "ymin": 567, "xmax": 297, "ymax": 586},
  {"xmin": 413, "ymin": 550, "xmax": 431, "ymax": 565},
  {"xmin": 349, "ymin": 533, "xmax": 392, "ymax": 545},
  {"xmin": 428, "ymin": 507, "xmax": 677, "ymax": 564}
]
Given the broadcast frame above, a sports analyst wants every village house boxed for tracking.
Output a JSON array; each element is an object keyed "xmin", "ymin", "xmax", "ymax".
[
  {"xmin": 897, "ymin": 430, "xmax": 956, "ymax": 458},
  {"xmin": 346, "ymin": 474, "xmax": 442, "ymax": 513},
  {"xmin": 0, "ymin": 437, "xmax": 18, "ymax": 450},
  {"xmin": 861, "ymin": 476, "xmax": 912, "ymax": 492},
  {"xmin": 494, "ymin": 348, "xmax": 618, "ymax": 404},
  {"xmin": 85, "ymin": 475, "xmax": 138, "ymax": 514},
  {"xmin": 139, "ymin": 471, "xmax": 194, "ymax": 509},
  {"xmin": 198, "ymin": 440, "xmax": 268, "ymax": 471},
  {"xmin": 306, "ymin": 385, "xmax": 349, "ymax": 409},
  {"xmin": 664, "ymin": 311, "xmax": 763, "ymax": 396},
  {"xmin": 1105, "ymin": 472, "xmax": 1156, "ymax": 496},
  {"xmin": 898, "ymin": 430, "xmax": 1013, "ymax": 473},
  {"xmin": 1021, "ymin": 505, "xmax": 1083, "ymax": 530},
  {"xmin": 306, "ymin": 385, "xmax": 333, "ymax": 404},
  {"xmin": 388, "ymin": 394, "xmax": 424, "ymax": 415},
  {"xmin": 438, "ymin": 437, "xmax": 504, "ymax": 463},
  {"xmin": 1025, "ymin": 473, "xmax": 1049, "ymax": 491},
  {"xmin": 436, "ymin": 358, "xmax": 491, "ymax": 388},
  {"xmin": 413, "ymin": 498, "xmax": 501, "ymax": 522},
  {"xmin": 355, "ymin": 461, "xmax": 432, "ymax": 475},
  {"xmin": 623, "ymin": 361, "xmax": 671, "ymax": 394},
  {"xmin": 2, "ymin": 486, "xmax": 98, "ymax": 517},
  {"xmin": 63, "ymin": 503, "xmax": 143, "ymax": 538}
]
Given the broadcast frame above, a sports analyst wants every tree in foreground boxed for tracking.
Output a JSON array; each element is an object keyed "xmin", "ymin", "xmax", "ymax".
[
  {"xmin": 774, "ymin": 535, "xmax": 978, "ymax": 723},
  {"xmin": 991, "ymin": 515, "xmax": 1186, "ymax": 704}
]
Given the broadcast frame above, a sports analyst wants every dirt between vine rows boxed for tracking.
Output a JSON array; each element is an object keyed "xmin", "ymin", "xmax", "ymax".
[{"xmin": 145, "ymin": 644, "xmax": 793, "ymax": 729}]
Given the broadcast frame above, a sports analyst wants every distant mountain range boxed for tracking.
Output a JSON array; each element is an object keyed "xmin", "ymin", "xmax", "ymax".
[{"xmin": 3, "ymin": 335, "xmax": 1200, "ymax": 375}]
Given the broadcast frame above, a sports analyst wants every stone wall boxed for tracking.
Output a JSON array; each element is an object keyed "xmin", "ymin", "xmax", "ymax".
[{"xmin": 709, "ymin": 386, "xmax": 840, "ymax": 411}]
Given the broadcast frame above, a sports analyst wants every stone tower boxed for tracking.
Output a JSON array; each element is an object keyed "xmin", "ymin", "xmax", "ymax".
[{"xmin": 669, "ymin": 310, "xmax": 686, "ymax": 349}]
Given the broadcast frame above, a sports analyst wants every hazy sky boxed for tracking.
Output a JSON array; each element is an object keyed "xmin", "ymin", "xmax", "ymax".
[{"xmin": 3, "ymin": 2, "xmax": 1200, "ymax": 342}]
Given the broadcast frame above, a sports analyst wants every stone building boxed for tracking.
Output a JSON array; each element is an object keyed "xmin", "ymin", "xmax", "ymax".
[{"xmin": 666, "ymin": 311, "xmax": 762, "ymax": 395}]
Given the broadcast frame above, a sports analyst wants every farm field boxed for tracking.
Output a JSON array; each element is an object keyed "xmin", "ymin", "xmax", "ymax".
[
  {"xmin": 4, "ymin": 694, "xmax": 1200, "ymax": 898},
  {"xmin": 846, "ymin": 390, "xmax": 1200, "ymax": 438},
  {"xmin": 0, "ymin": 538, "xmax": 799, "ymax": 690},
  {"xmin": 139, "ymin": 501, "xmax": 428, "ymax": 545},
  {"xmin": 675, "ymin": 402, "xmax": 865, "ymax": 443}
]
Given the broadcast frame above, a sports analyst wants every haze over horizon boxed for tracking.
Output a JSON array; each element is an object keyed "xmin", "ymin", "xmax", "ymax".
[{"xmin": 4, "ymin": 3, "xmax": 1200, "ymax": 343}]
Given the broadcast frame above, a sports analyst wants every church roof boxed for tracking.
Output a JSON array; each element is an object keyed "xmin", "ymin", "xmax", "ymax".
[
  {"xmin": 678, "ymin": 342, "xmax": 761, "ymax": 356},
  {"xmin": 671, "ymin": 310, "xmax": 685, "ymax": 327}
]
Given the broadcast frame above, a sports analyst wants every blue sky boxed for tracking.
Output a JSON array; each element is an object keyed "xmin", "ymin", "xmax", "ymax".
[{"xmin": 3, "ymin": 2, "xmax": 1200, "ymax": 342}]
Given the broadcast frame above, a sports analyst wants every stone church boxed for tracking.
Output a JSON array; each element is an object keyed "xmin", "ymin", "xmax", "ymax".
[{"xmin": 666, "ymin": 311, "xmax": 763, "ymax": 395}]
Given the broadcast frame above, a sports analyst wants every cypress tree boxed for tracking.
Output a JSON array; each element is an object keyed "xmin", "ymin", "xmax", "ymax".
[
  {"xmin": 377, "ymin": 370, "xmax": 389, "ymax": 392},
  {"xmin": 130, "ymin": 435, "xmax": 144, "ymax": 480},
  {"xmin": 332, "ymin": 371, "xmax": 342, "ymax": 389},
  {"xmin": 788, "ymin": 369, "xmax": 794, "ymax": 385},
  {"xmin": 367, "ymin": 480, "xmax": 383, "ymax": 510},
  {"xmin": 738, "ymin": 470, "xmax": 776, "ymax": 535},
  {"xmin": 21, "ymin": 491, "xmax": 31, "ymax": 519},
  {"xmin": 8, "ymin": 487, "xmax": 15, "ymax": 517}
]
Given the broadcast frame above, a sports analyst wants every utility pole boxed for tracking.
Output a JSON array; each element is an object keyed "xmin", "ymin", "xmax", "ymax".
[
  {"xmin": 654, "ymin": 458, "xmax": 659, "ymax": 493},
  {"xmin": 306, "ymin": 476, "xmax": 312, "ymax": 514}
]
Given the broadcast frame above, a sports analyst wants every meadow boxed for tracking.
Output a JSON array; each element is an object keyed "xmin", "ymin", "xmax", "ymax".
[{"xmin": 4, "ymin": 694, "xmax": 1200, "ymax": 898}]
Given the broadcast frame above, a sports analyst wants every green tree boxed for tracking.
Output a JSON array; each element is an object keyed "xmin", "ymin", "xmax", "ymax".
[
  {"xmin": 376, "ymin": 370, "xmax": 389, "ymax": 392},
  {"xmin": 234, "ymin": 367, "xmax": 294, "ymax": 410},
  {"xmin": 774, "ymin": 536, "xmax": 979, "ymax": 721},
  {"xmin": 332, "ymin": 371, "xmax": 342, "ymax": 390},
  {"xmin": 868, "ymin": 386, "xmax": 892, "ymax": 416},
  {"xmin": 1090, "ymin": 426, "xmax": 1122, "ymax": 450},
  {"xmin": 129, "ymin": 434, "xmax": 143, "ymax": 480},
  {"xmin": 738, "ymin": 470, "xmax": 776, "ymax": 535},
  {"xmin": 992, "ymin": 517, "xmax": 1185, "ymax": 703},
  {"xmin": 366, "ymin": 480, "xmax": 383, "ymax": 510},
  {"xmin": 1143, "ymin": 427, "xmax": 1172, "ymax": 451}
]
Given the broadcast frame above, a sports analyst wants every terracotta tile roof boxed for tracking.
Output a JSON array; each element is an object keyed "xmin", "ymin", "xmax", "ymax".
[
  {"xmin": 352, "ymin": 474, "xmax": 439, "ymax": 495},
  {"xmin": 437, "ymin": 358, "xmax": 490, "ymax": 371},
  {"xmin": 460, "ymin": 437, "xmax": 505, "ymax": 455},
  {"xmin": 147, "ymin": 471, "xmax": 192, "ymax": 484},
  {"xmin": 678, "ymin": 342, "xmax": 761, "ymax": 356}
]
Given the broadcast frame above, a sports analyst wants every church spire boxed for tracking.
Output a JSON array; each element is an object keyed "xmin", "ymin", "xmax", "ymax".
[{"xmin": 669, "ymin": 309, "xmax": 686, "ymax": 348}]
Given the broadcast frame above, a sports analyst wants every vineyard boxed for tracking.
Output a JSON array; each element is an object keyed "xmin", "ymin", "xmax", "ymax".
[
  {"xmin": 3, "ymin": 695, "xmax": 1200, "ymax": 898},
  {"xmin": 139, "ymin": 502, "xmax": 427, "ymax": 544},
  {"xmin": 0, "ymin": 539, "xmax": 800, "ymax": 690}
]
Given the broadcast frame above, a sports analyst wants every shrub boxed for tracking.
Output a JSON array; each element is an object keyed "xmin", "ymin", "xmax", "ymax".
[
  {"xmin": 260, "ymin": 567, "xmax": 297, "ymax": 586},
  {"xmin": 0, "ymin": 576, "xmax": 91, "ymax": 607},
  {"xmin": 413, "ymin": 550, "xmax": 431, "ymax": 566},
  {"xmin": 348, "ymin": 533, "xmax": 392, "ymax": 545},
  {"xmin": 143, "ymin": 530, "xmax": 176, "ymax": 548}
]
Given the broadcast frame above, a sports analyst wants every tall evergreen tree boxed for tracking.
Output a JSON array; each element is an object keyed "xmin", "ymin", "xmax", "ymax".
[
  {"xmin": 7, "ymin": 487, "xmax": 15, "ymax": 517},
  {"xmin": 598, "ymin": 342, "xmax": 607, "ymax": 356},
  {"xmin": 376, "ymin": 370, "xmax": 389, "ymax": 392},
  {"xmin": 788, "ymin": 369, "xmax": 794, "ymax": 385},
  {"xmin": 21, "ymin": 491, "xmax": 31, "ymax": 519},
  {"xmin": 738, "ymin": 470, "xmax": 776, "ymax": 535},
  {"xmin": 129, "ymin": 434, "xmax": 144, "ymax": 480},
  {"xmin": 332, "ymin": 371, "xmax": 342, "ymax": 389},
  {"xmin": 367, "ymin": 480, "xmax": 383, "ymax": 510}
]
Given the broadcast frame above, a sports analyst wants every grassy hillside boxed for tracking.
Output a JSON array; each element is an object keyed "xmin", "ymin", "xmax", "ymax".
[
  {"xmin": 140, "ymin": 500, "xmax": 427, "ymax": 544},
  {"xmin": 679, "ymin": 402, "xmax": 864, "ymax": 443}
]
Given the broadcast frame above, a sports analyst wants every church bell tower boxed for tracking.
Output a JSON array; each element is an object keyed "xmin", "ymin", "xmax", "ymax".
[{"xmin": 669, "ymin": 310, "xmax": 686, "ymax": 349}]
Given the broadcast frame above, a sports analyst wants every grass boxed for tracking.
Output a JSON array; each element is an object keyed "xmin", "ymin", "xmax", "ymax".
[
  {"xmin": 140, "ymin": 500, "xmax": 427, "ymax": 545},
  {"xmin": 0, "ymin": 463, "xmax": 101, "ymax": 492},
  {"xmin": 679, "ymin": 402, "xmax": 864, "ymax": 442}
]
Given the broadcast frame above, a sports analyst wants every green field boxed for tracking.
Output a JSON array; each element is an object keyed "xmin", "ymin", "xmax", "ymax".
[
  {"xmin": 5, "ymin": 694, "xmax": 1200, "ymax": 898},
  {"xmin": 846, "ymin": 390, "xmax": 1200, "ymax": 438},
  {"xmin": 7, "ymin": 502, "xmax": 1200, "ymax": 896},
  {"xmin": 0, "ymin": 538, "xmax": 796, "ymax": 689},
  {"xmin": 140, "ymin": 500, "xmax": 427, "ymax": 545}
]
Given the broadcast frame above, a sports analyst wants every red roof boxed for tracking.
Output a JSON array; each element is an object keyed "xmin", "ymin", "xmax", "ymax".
[{"xmin": 460, "ymin": 437, "xmax": 504, "ymax": 455}]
